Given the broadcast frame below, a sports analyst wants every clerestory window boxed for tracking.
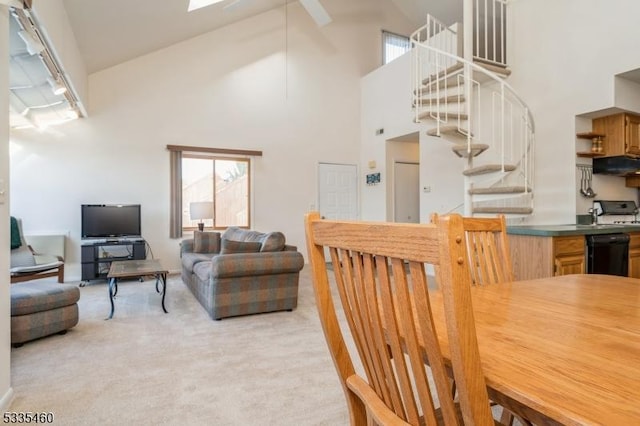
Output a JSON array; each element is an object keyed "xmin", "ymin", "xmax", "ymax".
[{"xmin": 382, "ymin": 30, "xmax": 410, "ymax": 65}]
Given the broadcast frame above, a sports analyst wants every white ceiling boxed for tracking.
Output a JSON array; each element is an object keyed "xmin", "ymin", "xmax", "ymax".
[{"xmin": 62, "ymin": 0, "xmax": 463, "ymax": 73}]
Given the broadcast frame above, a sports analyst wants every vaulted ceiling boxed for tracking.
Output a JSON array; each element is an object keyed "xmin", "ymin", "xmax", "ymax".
[
  {"xmin": 62, "ymin": 0, "xmax": 462, "ymax": 73},
  {"xmin": 9, "ymin": 0, "xmax": 462, "ymax": 128}
]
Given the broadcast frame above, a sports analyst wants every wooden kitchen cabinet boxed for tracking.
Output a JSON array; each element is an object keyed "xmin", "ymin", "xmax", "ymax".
[
  {"xmin": 628, "ymin": 232, "xmax": 640, "ymax": 278},
  {"xmin": 509, "ymin": 234, "xmax": 585, "ymax": 280},
  {"xmin": 593, "ymin": 112, "xmax": 640, "ymax": 157},
  {"xmin": 510, "ymin": 232, "xmax": 640, "ymax": 280},
  {"xmin": 553, "ymin": 236, "xmax": 586, "ymax": 276}
]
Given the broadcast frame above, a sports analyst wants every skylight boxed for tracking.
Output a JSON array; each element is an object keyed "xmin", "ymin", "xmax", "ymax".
[{"xmin": 188, "ymin": 0, "xmax": 226, "ymax": 12}]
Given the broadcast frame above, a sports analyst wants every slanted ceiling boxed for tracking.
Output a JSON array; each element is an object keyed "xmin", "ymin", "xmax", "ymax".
[
  {"xmin": 7, "ymin": 0, "xmax": 463, "ymax": 128},
  {"xmin": 63, "ymin": 0, "xmax": 463, "ymax": 74}
]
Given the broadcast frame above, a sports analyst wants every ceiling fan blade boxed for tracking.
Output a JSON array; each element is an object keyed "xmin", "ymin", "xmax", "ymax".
[{"xmin": 299, "ymin": 0, "xmax": 332, "ymax": 27}]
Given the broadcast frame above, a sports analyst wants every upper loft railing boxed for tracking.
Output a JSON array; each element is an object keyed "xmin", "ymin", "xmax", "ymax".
[
  {"xmin": 411, "ymin": 1, "xmax": 508, "ymax": 67},
  {"xmin": 411, "ymin": 14, "xmax": 460, "ymax": 71},
  {"xmin": 473, "ymin": 0, "xmax": 507, "ymax": 67}
]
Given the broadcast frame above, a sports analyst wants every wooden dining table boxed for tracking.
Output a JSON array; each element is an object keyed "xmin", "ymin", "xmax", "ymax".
[{"xmin": 427, "ymin": 273, "xmax": 640, "ymax": 426}]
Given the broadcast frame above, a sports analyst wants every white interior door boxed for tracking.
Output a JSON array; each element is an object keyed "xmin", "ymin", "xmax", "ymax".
[
  {"xmin": 318, "ymin": 163, "xmax": 357, "ymax": 220},
  {"xmin": 394, "ymin": 162, "xmax": 420, "ymax": 223}
]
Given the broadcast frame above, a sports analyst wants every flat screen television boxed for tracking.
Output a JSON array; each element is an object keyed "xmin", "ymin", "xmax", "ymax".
[{"xmin": 81, "ymin": 204, "xmax": 141, "ymax": 239}]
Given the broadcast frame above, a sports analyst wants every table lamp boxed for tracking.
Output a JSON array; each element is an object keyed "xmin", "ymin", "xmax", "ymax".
[{"xmin": 189, "ymin": 201, "xmax": 214, "ymax": 231}]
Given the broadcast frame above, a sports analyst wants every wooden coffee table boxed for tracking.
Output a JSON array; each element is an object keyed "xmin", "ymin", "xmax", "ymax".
[{"xmin": 106, "ymin": 259, "xmax": 168, "ymax": 320}]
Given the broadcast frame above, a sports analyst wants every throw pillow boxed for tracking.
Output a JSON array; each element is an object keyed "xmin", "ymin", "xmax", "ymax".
[
  {"xmin": 193, "ymin": 231, "xmax": 221, "ymax": 253},
  {"xmin": 220, "ymin": 238, "xmax": 262, "ymax": 254},
  {"xmin": 260, "ymin": 232, "xmax": 286, "ymax": 252},
  {"xmin": 10, "ymin": 217, "xmax": 21, "ymax": 250}
]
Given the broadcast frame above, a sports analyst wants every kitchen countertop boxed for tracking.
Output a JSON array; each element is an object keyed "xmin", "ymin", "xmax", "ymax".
[{"xmin": 507, "ymin": 224, "xmax": 640, "ymax": 236}]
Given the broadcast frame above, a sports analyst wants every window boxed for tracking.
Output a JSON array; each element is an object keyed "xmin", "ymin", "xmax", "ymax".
[
  {"xmin": 168, "ymin": 145, "xmax": 261, "ymax": 238},
  {"xmin": 382, "ymin": 30, "xmax": 410, "ymax": 65},
  {"xmin": 182, "ymin": 155, "xmax": 250, "ymax": 230}
]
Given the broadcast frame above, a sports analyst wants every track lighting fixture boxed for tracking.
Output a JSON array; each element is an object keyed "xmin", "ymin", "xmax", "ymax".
[
  {"xmin": 47, "ymin": 77, "xmax": 67, "ymax": 96},
  {"xmin": 17, "ymin": 29, "xmax": 44, "ymax": 55}
]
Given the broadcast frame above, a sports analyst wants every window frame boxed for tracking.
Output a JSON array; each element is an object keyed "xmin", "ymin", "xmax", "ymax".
[
  {"xmin": 167, "ymin": 144, "xmax": 262, "ymax": 239},
  {"xmin": 181, "ymin": 153, "xmax": 252, "ymax": 231}
]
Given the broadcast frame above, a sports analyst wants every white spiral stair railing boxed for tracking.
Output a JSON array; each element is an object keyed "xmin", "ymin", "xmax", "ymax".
[{"xmin": 412, "ymin": 13, "xmax": 535, "ymax": 217}]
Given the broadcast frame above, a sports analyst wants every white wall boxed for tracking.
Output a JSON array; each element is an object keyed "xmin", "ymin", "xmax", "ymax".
[
  {"xmin": 614, "ymin": 77, "xmax": 640, "ymax": 113},
  {"xmin": 0, "ymin": 5, "xmax": 14, "ymax": 410},
  {"xmin": 9, "ymin": 0, "xmax": 415, "ymax": 276},
  {"xmin": 360, "ymin": 53, "xmax": 421, "ymax": 221},
  {"xmin": 360, "ymin": 52, "xmax": 465, "ymax": 223},
  {"xmin": 508, "ymin": 0, "xmax": 640, "ymax": 224},
  {"xmin": 364, "ymin": 0, "xmax": 640, "ymax": 227}
]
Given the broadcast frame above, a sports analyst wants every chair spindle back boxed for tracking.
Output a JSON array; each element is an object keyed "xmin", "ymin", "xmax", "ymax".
[{"xmin": 305, "ymin": 212, "xmax": 495, "ymax": 426}]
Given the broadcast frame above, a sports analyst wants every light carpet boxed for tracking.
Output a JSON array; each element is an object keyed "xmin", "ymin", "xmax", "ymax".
[{"xmin": 9, "ymin": 267, "xmax": 349, "ymax": 425}]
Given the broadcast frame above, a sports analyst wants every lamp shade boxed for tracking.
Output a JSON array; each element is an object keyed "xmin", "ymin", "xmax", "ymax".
[{"xmin": 189, "ymin": 201, "xmax": 214, "ymax": 221}]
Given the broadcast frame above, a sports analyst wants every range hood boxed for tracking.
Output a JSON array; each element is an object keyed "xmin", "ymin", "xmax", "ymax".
[{"xmin": 593, "ymin": 156, "xmax": 640, "ymax": 176}]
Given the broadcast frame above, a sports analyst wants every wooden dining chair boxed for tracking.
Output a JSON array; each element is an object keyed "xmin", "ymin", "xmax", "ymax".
[
  {"xmin": 305, "ymin": 212, "xmax": 500, "ymax": 426},
  {"xmin": 431, "ymin": 213, "xmax": 513, "ymax": 286},
  {"xmin": 432, "ymin": 213, "xmax": 528, "ymax": 426}
]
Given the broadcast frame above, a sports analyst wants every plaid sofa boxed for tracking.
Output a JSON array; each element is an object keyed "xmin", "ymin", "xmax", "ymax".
[{"xmin": 180, "ymin": 227, "xmax": 304, "ymax": 320}]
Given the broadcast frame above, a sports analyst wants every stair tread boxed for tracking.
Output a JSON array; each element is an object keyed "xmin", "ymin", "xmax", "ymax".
[
  {"xmin": 426, "ymin": 125, "xmax": 473, "ymax": 138},
  {"xmin": 415, "ymin": 95, "xmax": 465, "ymax": 105},
  {"xmin": 419, "ymin": 78, "xmax": 464, "ymax": 91},
  {"xmin": 463, "ymin": 164, "xmax": 516, "ymax": 176},
  {"xmin": 452, "ymin": 144, "xmax": 489, "ymax": 158},
  {"xmin": 473, "ymin": 206, "xmax": 533, "ymax": 215},
  {"xmin": 422, "ymin": 63, "xmax": 464, "ymax": 85},
  {"xmin": 472, "ymin": 57, "xmax": 512, "ymax": 77},
  {"xmin": 469, "ymin": 186, "xmax": 531, "ymax": 194},
  {"xmin": 421, "ymin": 60, "xmax": 511, "ymax": 86},
  {"xmin": 418, "ymin": 111, "xmax": 469, "ymax": 121}
]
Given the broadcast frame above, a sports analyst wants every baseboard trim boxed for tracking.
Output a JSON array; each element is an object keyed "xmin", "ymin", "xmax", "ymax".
[{"xmin": 0, "ymin": 387, "xmax": 15, "ymax": 412}]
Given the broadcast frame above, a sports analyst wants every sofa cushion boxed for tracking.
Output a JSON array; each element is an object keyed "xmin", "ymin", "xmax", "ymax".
[
  {"xmin": 181, "ymin": 252, "xmax": 213, "ymax": 274},
  {"xmin": 222, "ymin": 227, "xmax": 264, "ymax": 244},
  {"xmin": 211, "ymin": 251, "xmax": 304, "ymax": 278},
  {"xmin": 193, "ymin": 261, "xmax": 212, "ymax": 283},
  {"xmin": 194, "ymin": 231, "xmax": 221, "ymax": 253},
  {"xmin": 220, "ymin": 239, "xmax": 262, "ymax": 254},
  {"xmin": 221, "ymin": 227, "xmax": 286, "ymax": 252}
]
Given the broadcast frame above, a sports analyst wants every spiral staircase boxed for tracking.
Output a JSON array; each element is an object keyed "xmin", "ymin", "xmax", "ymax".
[{"xmin": 412, "ymin": 1, "xmax": 535, "ymax": 217}]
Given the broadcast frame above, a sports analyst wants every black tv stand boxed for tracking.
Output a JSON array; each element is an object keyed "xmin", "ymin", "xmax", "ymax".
[{"xmin": 81, "ymin": 238, "xmax": 146, "ymax": 283}]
